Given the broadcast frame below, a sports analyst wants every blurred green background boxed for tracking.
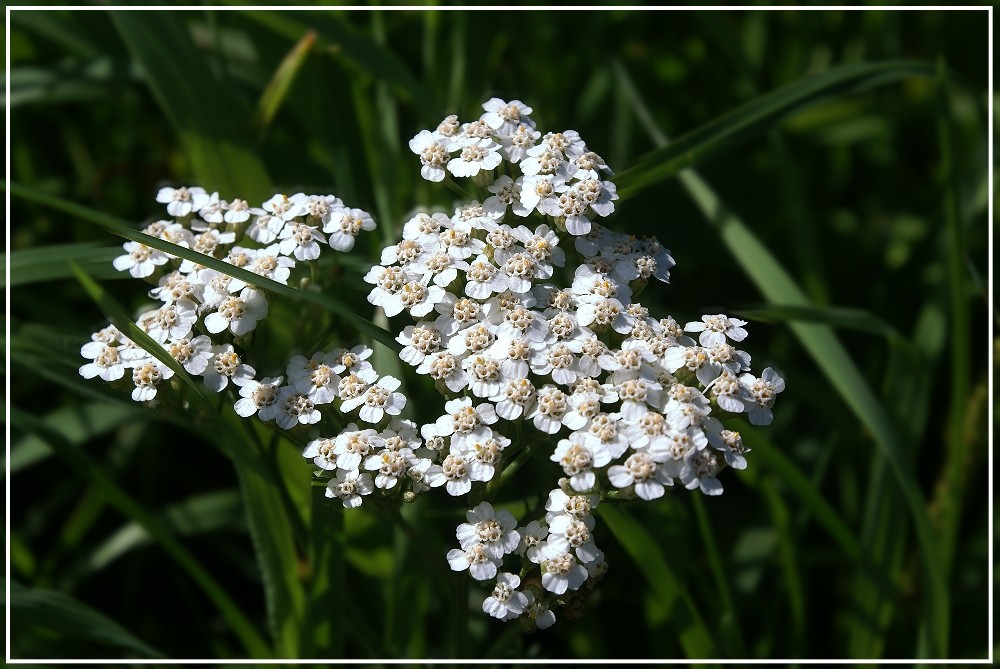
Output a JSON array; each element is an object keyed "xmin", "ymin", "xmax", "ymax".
[{"xmin": 7, "ymin": 8, "xmax": 991, "ymax": 660}]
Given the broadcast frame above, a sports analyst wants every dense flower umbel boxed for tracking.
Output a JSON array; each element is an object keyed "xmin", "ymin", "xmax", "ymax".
[{"xmin": 81, "ymin": 97, "xmax": 784, "ymax": 631}]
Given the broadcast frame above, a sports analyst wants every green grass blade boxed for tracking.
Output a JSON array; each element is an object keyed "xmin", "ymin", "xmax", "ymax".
[
  {"xmin": 8, "ymin": 579, "xmax": 165, "ymax": 659},
  {"xmin": 109, "ymin": 11, "xmax": 272, "ymax": 201},
  {"xmin": 735, "ymin": 304, "xmax": 905, "ymax": 340},
  {"xmin": 9, "ymin": 406, "xmax": 271, "ymax": 658},
  {"xmin": 596, "ymin": 504, "xmax": 714, "ymax": 658},
  {"xmin": 6, "ymin": 243, "xmax": 124, "ymax": 287},
  {"xmin": 239, "ymin": 10, "xmax": 436, "ymax": 120},
  {"xmin": 6, "ymin": 57, "xmax": 138, "ymax": 108},
  {"xmin": 737, "ymin": 421, "xmax": 863, "ymax": 563},
  {"xmin": 9, "ymin": 181, "xmax": 401, "ymax": 353},
  {"xmin": 302, "ymin": 484, "xmax": 345, "ymax": 658},
  {"xmin": 8, "ymin": 403, "xmax": 137, "ymax": 473},
  {"xmin": 70, "ymin": 262, "xmax": 210, "ymax": 405},
  {"xmin": 934, "ymin": 61, "xmax": 973, "ymax": 578},
  {"xmin": 225, "ymin": 412, "xmax": 307, "ymax": 658},
  {"xmin": 617, "ymin": 66, "xmax": 950, "ymax": 656},
  {"xmin": 87, "ymin": 490, "xmax": 245, "ymax": 572},
  {"xmin": 613, "ymin": 60, "xmax": 936, "ymax": 200},
  {"xmin": 677, "ymin": 171, "xmax": 948, "ymax": 656},
  {"xmin": 689, "ymin": 494, "xmax": 747, "ymax": 657},
  {"xmin": 256, "ymin": 30, "xmax": 316, "ymax": 134}
]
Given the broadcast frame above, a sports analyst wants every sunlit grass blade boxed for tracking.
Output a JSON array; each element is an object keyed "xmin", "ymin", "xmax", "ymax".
[
  {"xmin": 5, "ymin": 243, "xmax": 124, "ymax": 287},
  {"xmin": 677, "ymin": 172, "xmax": 948, "ymax": 656},
  {"xmin": 9, "ymin": 406, "xmax": 271, "ymax": 658},
  {"xmin": 597, "ymin": 505, "xmax": 714, "ymax": 658},
  {"xmin": 109, "ymin": 11, "xmax": 272, "ymax": 201},
  {"xmin": 239, "ymin": 9, "xmax": 437, "ymax": 120},
  {"xmin": 617, "ymin": 65, "xmax": 950, "ymax": 657},
  {"xmin": 256, "ymin": 30, "xmax": 316, "ymax": 134},
  {"xmin": 613, "ymin": 60, "xmax": 936, "ymax": 200},
  {"xmin": 9, "ymin": 181, "xmax": 401, "ymax": 353},
  {"xmin": 8, "ymin": 578, "xmax": 165, "ymax": 659}
]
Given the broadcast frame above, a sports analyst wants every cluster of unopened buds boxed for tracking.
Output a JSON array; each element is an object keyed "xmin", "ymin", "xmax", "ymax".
[{"xmin": 81, "ymin": 97, "xmax": 784, "ymax": 631}]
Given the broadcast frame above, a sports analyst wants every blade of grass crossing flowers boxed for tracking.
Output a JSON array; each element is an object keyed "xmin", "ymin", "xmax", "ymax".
[
  {"xmin": 597, "ymin": 505, "xmax": 714, "ymax": 658},
  {"xmin": 9, "ymin": 407, "xmax": 272, "ymax": 658},
  {"xmin": 612, "ymin": 60, "xmax": 936, "ymax": 200},
  {"xmin": 9, "ymin": 182, "xmax": 401, "ymax": 353},
  {"xmin": 6, "ymin": 243, "xmax": 124, "ymax": 287},
  {"xmin": 617, "ymin": 65, "xmax": 949, "ymax": 657}
]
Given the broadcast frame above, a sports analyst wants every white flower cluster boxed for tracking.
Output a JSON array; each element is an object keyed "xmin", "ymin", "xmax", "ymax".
[
  {"xmin": 80, "ymin": 189, "xmax": 377, "ymax": 405},
  {"xmin": 392, "ymin": 99, "xmax": 785, "ymax": 628},
  {"xmin": 78, "ymin": 97, "xmax": 786, "ymax": 633}
]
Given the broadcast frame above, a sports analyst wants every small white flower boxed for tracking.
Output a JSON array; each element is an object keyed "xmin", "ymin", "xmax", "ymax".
[
  {"xmin": 409, "ymin": 130, "xmax": 454, "ymax": 183},
  {"xmin": 482, "ymin": 572, "xmax": 529, "ymax": 621},
  {"xmin": 112, "ymin": 241, "xmax": 170, "ymax": 279},
  {"xmin": 685, "ymin": 314, "xmax": 749, "ymax": 347},
  {"xmin": 539, "ymin": 541, "xmax": 588, "ymax": 595},
  {"xmin": 348, "ymin": 376, "xmax": 406, "ymax": 424},
  {"xmin": 455, "ymin": 501, "xmax": 520, "ymax": 559},
  {"xmin": 128, "ymin": 358, "xmax": 175, "ymax": 402},
  {"xmin": 165, "ymin": 335, "xmax": 214, "ymax": 376},
  {"xmin": 273, "ymin": 387, "xmax": 322, "ymax": 430},
  {"xmin": 323, "ymin": 207, "xmax": 376, "ymax": 252},
  {"xmin": 481, "ymin": 98, "xmax": 535, "ymax": 136},
  {"xmin": 446, "ymin": 543, "xmax": 500, "ymax": 581},
  {"xmin": 278, "ymin": 221, "xmax": 326, "ymax": 261},
  {"xmin": 326, "ymin": 469, "xmax": 374, "ymax": 509},
  {"xmin": 522, "ymin": 590, "xmax": 556, "ymax": 630},
  {"xmin": 204, "ymin": 289, "xmax": 269, "ymax": 336},
  {"xmin": 156, "ymin": 186, "xmax": 210, "ymax": 217},
  {"xmin": 235, "ymin": 376, "xmax": 284, "ymax": 420},
  {"xmin": 447, "ymin": 138, "xmax": 502, "ymax": 178},
  {"xmin": 202, "ymin": 345, "xmax": 255, "ymax": 392},
  {"xmin": 740, "ymin": 367, "xmax": 785, "ymax": 426},
  {"xmin": 79, "ymin": 342, "xmax": 127, "ymax": 382}
]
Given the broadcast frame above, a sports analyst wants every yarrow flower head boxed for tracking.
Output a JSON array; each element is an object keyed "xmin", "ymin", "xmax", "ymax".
[{"xmin": 80, "ymin": 98, "xmax": 784, "ymax": 633}]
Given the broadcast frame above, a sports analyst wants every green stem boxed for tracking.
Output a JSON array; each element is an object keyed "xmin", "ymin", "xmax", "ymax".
[{"xmin": 473, "ymin": 440, "xmax": 537, "ymax": 505}]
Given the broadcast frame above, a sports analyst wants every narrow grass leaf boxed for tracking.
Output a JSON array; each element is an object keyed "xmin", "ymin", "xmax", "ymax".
[
  {"xmin": 9, "ymin": 407, "xmax": 271, "ymax": 658},
  {"xmin": 256, "ymin": 30, "xmax": 316, "ymax": 133},
  {"xmin": 617, "ymin": 66, "xmax": 950, "ymax": 657},
  {"xmin": 596, "ymin": 505, "xmax": 714, "ymax": 658},
  {"xmin": 9, "ymin": 181, "xmax": 401, "ymax": 353},
  {"xmin": 613, "ymin": 60, "xmax": 936, "ymax": 200},
  {"xmin": 8, "ymin": 579, "xmax": 164, "ymax": 659},
  {"xmin": 225, "ymin": 411, "xmax": 306, "ymax": 658},
  {"xmin": 87, "ymin": 490, "xmax": 245, "ymax": 572},
  {"xmin": 302, "ymin": 484, "xmax": 345, "ymax": 658},
  {"xmin": 6, "ymin": 243, "xmax": 123, "ymax": 287},
  {"xmin": 240, "ymin": 10, "xmax": 436, "ymax": 120},
  {"xmin": 8, "ymin": 403, "xmax": 137, "ymax": 473},
  {"xmin": 678, "ymin": 171, "xmax": 948, "ymax": 656}
]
